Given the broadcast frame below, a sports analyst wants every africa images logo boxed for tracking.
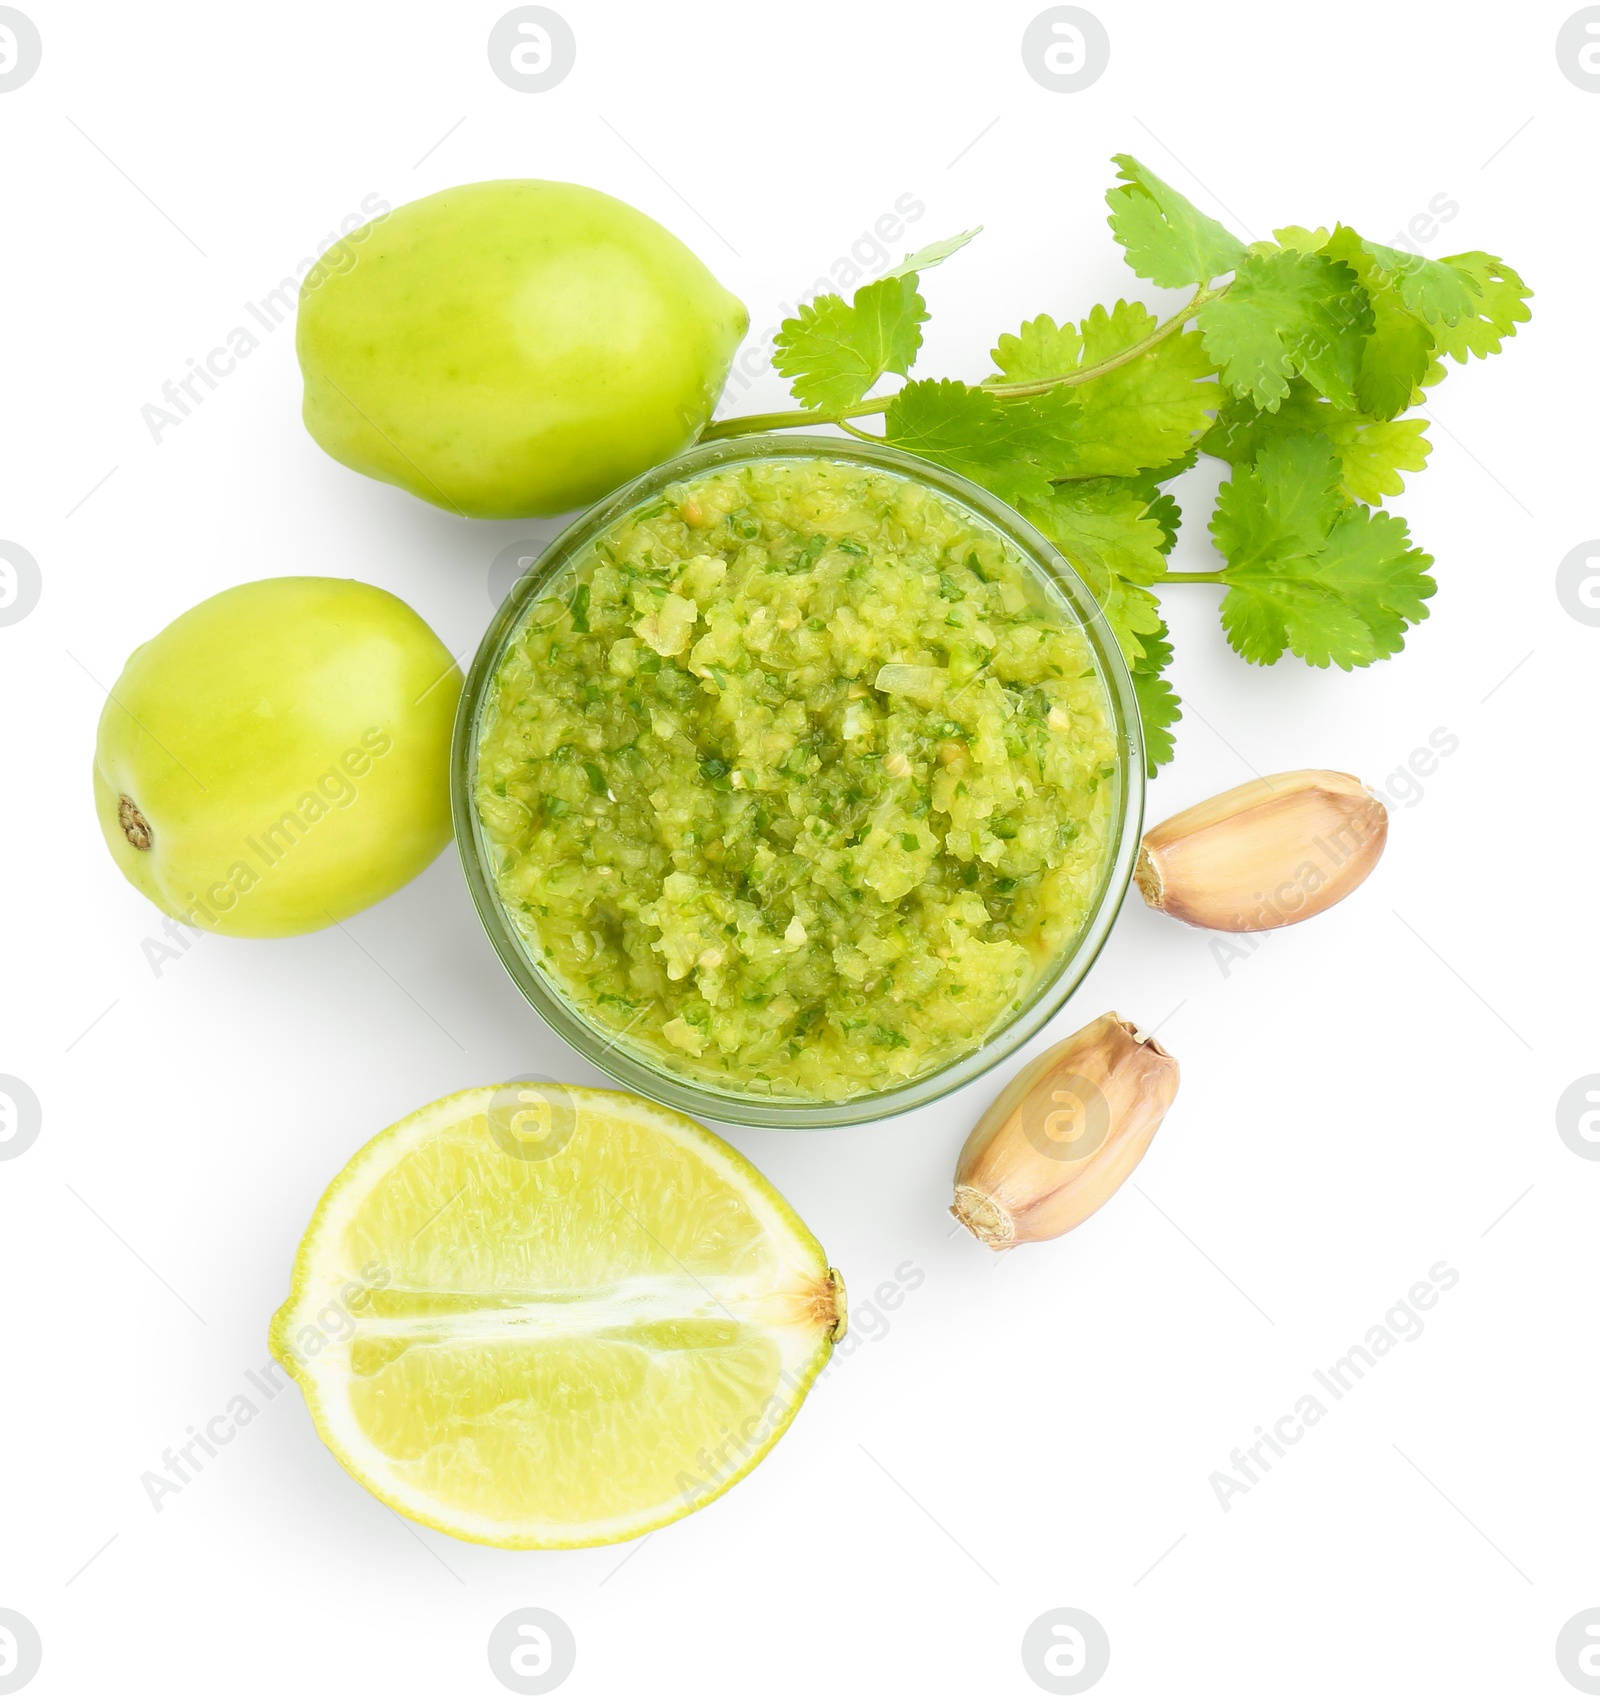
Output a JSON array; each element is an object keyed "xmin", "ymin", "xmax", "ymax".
[
  {"xmin": 1208, "ymin": 1261, "xmax": 1459, "ymax": 1511},
  {"xmin": 139, "ymin": 195, "xmax": 391, "ymax": 445}
]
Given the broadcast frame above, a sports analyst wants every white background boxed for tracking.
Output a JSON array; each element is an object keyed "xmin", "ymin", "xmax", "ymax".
[{"xmin": 1, "ymin": 1, "xmax": 1591, "ymax": 1696}]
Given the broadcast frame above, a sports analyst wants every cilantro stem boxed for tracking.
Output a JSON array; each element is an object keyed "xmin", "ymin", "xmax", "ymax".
[
  {"xmin": 1159, "ymin": 571, "xmax": 1224, "ymax": 583},
  {"xmin": 979, "ymin": 284, "xmax": 1224, "ymax": 400},
  {"xmin": 698, "ymin": 282, "xmax": 1225, "ymax": 441},
  {"xmin": 698, "ymin": 394, "xmax": 892, "ymax": 440}
]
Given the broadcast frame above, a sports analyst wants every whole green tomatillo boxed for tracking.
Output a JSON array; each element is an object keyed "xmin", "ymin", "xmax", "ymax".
[
  {"xmin": 93, "ymin": 578, "xmax": 461, "ymax": 937},
  {"xmin": 296, "ymin": 180, "xmax": 748, "ymax": 519}
]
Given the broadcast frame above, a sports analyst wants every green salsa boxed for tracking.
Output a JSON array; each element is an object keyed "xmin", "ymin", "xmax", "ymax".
[{"xmin": 474, "ymin": 457, "xmax": 1120, "ymax": 1100}]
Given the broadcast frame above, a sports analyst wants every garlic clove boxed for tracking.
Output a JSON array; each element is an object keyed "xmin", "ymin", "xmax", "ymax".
[
  {"xmin": 951, "ymin": 1012, "xmax": 1178, "ymax": 1250},
  {"xmin": 1135, "ymin": 768, "xmax": 1386, "ymax": 933}
]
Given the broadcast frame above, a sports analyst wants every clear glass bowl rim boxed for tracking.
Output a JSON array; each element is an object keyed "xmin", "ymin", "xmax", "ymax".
[{"xmin": 451, "ymin": 433, "xmax": 1146, "ymax": 1129}]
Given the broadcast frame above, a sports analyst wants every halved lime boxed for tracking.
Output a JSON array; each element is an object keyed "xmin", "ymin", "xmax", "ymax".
[{"xmin": 270, "ymin": 1084, "xmax": 845, "ymax": 1548}]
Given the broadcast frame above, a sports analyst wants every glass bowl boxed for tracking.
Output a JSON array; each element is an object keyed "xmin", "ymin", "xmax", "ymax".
[{"xmin": 452, "ymin": 434, "xmax": 1144, "ymax": 1128}]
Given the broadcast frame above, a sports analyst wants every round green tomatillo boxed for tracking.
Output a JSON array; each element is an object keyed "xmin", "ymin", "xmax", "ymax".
[
  {"xmin": 296, "ymin": 180, "xmax": 749, "ymax": 518},
  {"xmin": 93, "ymin": 578, "xmax": 461, "ymax": 937}
]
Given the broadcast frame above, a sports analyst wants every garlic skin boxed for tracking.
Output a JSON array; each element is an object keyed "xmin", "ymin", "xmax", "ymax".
[
  {"xmin": 1135, "ymin": 768, "xmax": 1386, "ymax": 933},
  {"xmin": 951, "ymin": 1013, "xmax": 1178, "ymax": 1250}
]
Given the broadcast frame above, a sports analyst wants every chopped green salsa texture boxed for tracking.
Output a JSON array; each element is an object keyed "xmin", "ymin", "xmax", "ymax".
[{"xmin": 474, "ymin": 458, "xmax": 1120, "ymax": 1099}]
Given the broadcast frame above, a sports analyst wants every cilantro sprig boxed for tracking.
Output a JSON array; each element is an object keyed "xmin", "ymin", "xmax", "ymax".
[{"xmin": 701, "ymin": 156, "xmax": 1530, "ymax": 774}]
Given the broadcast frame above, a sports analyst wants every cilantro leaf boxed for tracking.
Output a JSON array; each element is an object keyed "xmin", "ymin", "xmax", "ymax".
[
  {"xmin": 1219, "ymin": 567, "xmax": 1377, "ymax": 670},
  {"xmin": 1033, "ymin": 489, "xmax": 1182, "ymax": 772},
  {"xmin": 1283, "ymin": 224, "xmax": 1481, "ymax": 330},
  {"xmin": 1429, "ymin": 252, "xmax": 1533, "ymax": 362},
  {"xmin": 1127, "ymin": 447, "xmax": 1199, "ymax": 490},
  {"xmin": 1201, "ymin": 385, "xmax": 1332, "ymax": 465},
  {"xmin": 1073, "ymin": 579, "xmax": 1180, "ymax": 773},
  {"xmin": 1029, "ymin": 487, "xmax": 1168, "ymax": 672},
  {"xmin": 1210, "ymin": 429, "xmax": 1344, "ymax": 569},
  {"xmin": 988, "ymin": 300, "xmax": 1220, "ymax": 477},
  {"xmin": 1210, "ymin": 434, "xmax": 1436, "ymax": 668},
  {"xmin": 1075, "ymin": 453, "xmax": 1192, "ymax": 552},
  {"xmin": 1074, "ymin": 304, "xmax": 1218, "ymax": 471},
  {"xmin": 884, "ymin": 379, "xmax": 1082, "ymax": 506},
  {"xmin": 884, "ymin": 227, "xmax": 982, "ymax": 281},
  {"xmin": 989, "ymin": 313, "xmax": 1082, "ymax": 382},
  {"xmin": 1067, "ymin": 301, "xmax": 1219, "ymax": 475},
  {"xmin": 1023, "ymin": 479, "xmax": 1171, "ymax": 586},
  {"xmin": 1129, "ymin": 621, "xmax": 1181, "ymax": 773},
  {"xmin": 1332, "ymin": 417, "xmax": 1431, "ymax": 506},
  {"xmin": 1315, "ymin": 227, "xmax": 1435, "ymax": 420},
  {"xmin": 1202, "ymin": 385, "xmax": 1431, "ymax": 503},
  {"xmin": 1198, "ymin": 248, "xmax": 1373, "ymax": 410},
  {"xmin": 1218, "ymin": 504, "xmax": 1435, "ymax": 669},
  {"xmin": 1106, "ymin": 155, "xmax": 1249, "ymax": 288},
  {"xmin": 1272, "ymin": 225, "xmax": 1332, "ymax": 252},
  {"xmin": 1352, "ymin": 294, "xmax": 1434, "ymax": 420},
  {"xmin": 1093, "ymin": 572, "xmax": 1165, "ymax": 668},
  {"xmin": 1138, "ymin": 482, "xmax": 1183, "ymax": 554},
  {"xmin": 1303, "ymin": 508, "xmax": 1435, "ymax": 658},
  {"xmin": 773, "ymin": 274, "xmax": 928, "ymax": 412},
  {"xmin": 1360, "ymin": 241, "xmax": 1479, "ymax": 326},
  {"xmin": 1134, "ymin": 619, "xmax": 1173, "ymax": 675}
]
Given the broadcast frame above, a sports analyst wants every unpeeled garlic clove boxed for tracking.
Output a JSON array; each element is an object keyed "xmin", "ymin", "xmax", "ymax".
[
  {"xmin": 1135, "ymin": 768, "xmax": 1386, "ymax": 933},
  {"xmin": 951, "ymin": 1012, "xmax": 1178, "ymax": 1250}
]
